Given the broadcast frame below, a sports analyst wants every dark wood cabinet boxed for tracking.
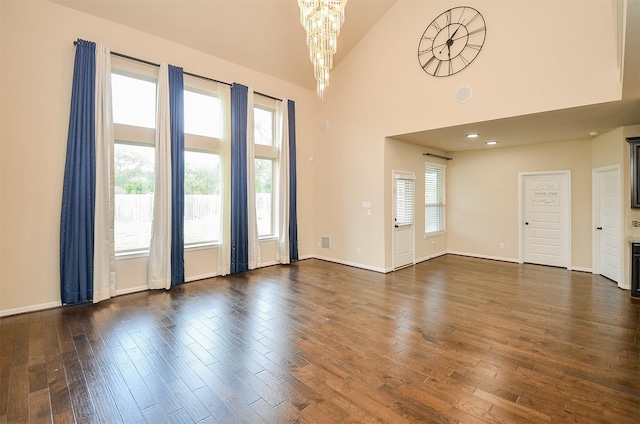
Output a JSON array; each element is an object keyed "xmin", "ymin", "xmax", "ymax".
[
  {"xmin": 628, "ymin": 136, "xmax": 640, "ymax": 208},
  {"xmin": 632, "ymin": 243, "xmax": 640, "ymax": 298}
]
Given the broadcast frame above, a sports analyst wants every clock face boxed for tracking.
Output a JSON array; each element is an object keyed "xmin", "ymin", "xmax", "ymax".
[{"xmin": 418, "ymin": 6, "xmax": 486, "ymax": 77}]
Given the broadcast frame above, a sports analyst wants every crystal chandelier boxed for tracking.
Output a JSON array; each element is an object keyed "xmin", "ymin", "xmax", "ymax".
[{"xmin": 298, "ymin": 0, "xmax": 347, "ymax": 99}]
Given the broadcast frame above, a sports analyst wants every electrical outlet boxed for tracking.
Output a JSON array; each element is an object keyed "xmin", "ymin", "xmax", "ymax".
[
  {"xmin": 357, "ymin": 247, "xmax": 361, "ymax": 254},
  {"xmin": 500, "ymin": 242, "xmax": 505, "ymax": 249}
]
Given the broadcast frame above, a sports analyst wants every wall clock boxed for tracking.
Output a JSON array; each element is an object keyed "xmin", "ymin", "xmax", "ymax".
[{"xmin": 417, "ymin": 6, "xmax": 486, "ymax": 77}]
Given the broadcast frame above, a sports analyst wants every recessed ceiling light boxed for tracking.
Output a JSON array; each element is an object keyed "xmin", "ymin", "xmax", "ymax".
[
  {"xmin": 486, "ymin": 141, "xmax": 498, "ymax": 145},
  {"xmin": 589, "ymin": 131, "xmax": 599, "ymax": 136},
  {"xmin": 466, "ymin": 133, "xmax": 479, "ymax": 138}
]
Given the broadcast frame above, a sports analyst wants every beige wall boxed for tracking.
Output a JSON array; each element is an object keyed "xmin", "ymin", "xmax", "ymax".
[
  {"xmin": 0, "ymin": 0, "xmax": 317, "ymax": 314},
  {"xmin": 384, "ymin": 139, "xmax": 449, "ymax": 269},
  {"xmin": 447, "ymin": 140, "xmax": 593, "ymax": 269},
  {"xmin": 316, "ymin": 0, "xmax": 623, "ymax": 271},
  {"xmin": 593, "ymin": 127, "xmax": 625, "ymax": 170}
]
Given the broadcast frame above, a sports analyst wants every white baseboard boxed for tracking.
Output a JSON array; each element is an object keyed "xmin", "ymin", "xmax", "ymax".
[
  {"xmin": 449, "ymin": 250, "xmax": 594, "ymax": 273},
  {"xmin": 312, "ymin": 255, "xmax": 387, "ymax": 273},
  {"xmin": 570, "ymin": 266, "xmax": 592, "ymax": 273},
  {"xmin": 415, "ymin": 251, "xmax": 448, "ymax": 264},
  {"xmin": 383, "ymin": 251, "xmax": 448, "ymax": 273},
  {"xmin": 310, "ymin": 251, "xmax": 453, "ymax": 274},
  {"xmin": 257, "ymin": 261, "xmax": 278, "ymax": 268},
  {"xmin": 312, "ymin": 250, "xmax": 520, "ymax": 274},
  {"xmin": 447, "ymin": 250, "xmax": 520, "ymax": 264},
  {"xmin": 185, "ymin": 272, "xmax": 218, "ymax": 283},
  {"xmin": 0, "ymin": 301, "xmax": 62, "ymax": 318},
  {"xmin": 115, "ymin": 285, "xmax": 149, "ymax": 296}
]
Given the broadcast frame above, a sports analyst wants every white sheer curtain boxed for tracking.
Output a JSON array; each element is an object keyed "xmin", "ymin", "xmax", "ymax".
[
  {"xmin": 93, "ymin": 43, "xmax": 116, "ymax": 302},
  {"xmin": 276, "ymin": 99, "xmax": 290, "ymax": 264},
  {"xmin": 246, "ymin": 88, "xmax": 261, "ymax": 270},
  {"xmin": 148, "ymin": 63, "xmax": 172, "ymax": 290},
  {"xmin": 217, "ymin": 83, "xmax": 231, "ymax": 276}
]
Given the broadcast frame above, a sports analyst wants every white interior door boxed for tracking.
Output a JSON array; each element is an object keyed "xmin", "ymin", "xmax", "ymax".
[
  {"xmin": 521, "ymin": 172, "xmax": 571, "ymax": 268},
  {"xmin": 393, "ymin": 172, "xmax": 415, "ymax": 269},
  {"xmin": 593, "ymin": 166, "xmax": 621, "ymax": 283}
]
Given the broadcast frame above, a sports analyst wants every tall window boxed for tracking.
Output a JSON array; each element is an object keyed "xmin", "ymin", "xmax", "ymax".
[
  {"xmin": 184, "ymin": 85, "xmax": 223, "ymax": 245},
  {"xmin": 425, "ymin": 163, "xmax": 446, "ymax": 235},
  {"xmin": 254, "ymin": 100, "xmax": 277, "ymax": 237},
  {"xmin": 184, "ymin": 89, "xmax": 221, "ymax": 138},
  {"xmin": 112, "ymin": 66, "xmax": 226, "ymax": 253},
  {"xmin": 114, "ymin": 143, "xmax": 155, "ymax": 251},
  {"xmin": 254, "ymin": 105, "xmax": 274, "ymax": 146},
  {"xmin": 112, "ymin": 70, "xmax": 157, "ymax": 253},
  {"xmin": 255, "ymin": 158, "xmax": 273, "ymax": 236},
  {"xmin": 112, "ymin": 73, "xmax": 156, "ymax": 128},
  {"xmin": 184, "ymin": 150, "xmax": 220, "ymax": 245}
]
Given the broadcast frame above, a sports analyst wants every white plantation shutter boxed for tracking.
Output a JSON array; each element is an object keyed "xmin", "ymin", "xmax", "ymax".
[
  {"xmin": 395, "ymin": 175, "xmax": 415, "ymax": 226},
  {"xmin": 425, "ymin": 163, "xmax": 446, "ymax": 234}
]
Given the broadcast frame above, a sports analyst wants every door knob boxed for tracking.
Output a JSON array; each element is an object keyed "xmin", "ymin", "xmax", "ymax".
[
  {"xmin": 525, "ymin": 222, "xmax": 529, "ymax": 225},
  {"xmin": 596, "ymin": 227, "xmax": 603, "ymax": 230}
]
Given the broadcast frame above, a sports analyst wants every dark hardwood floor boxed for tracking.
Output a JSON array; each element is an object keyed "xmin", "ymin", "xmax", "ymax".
[{"xmin": 0, "ymin": 255, "xmax": 638, "ymax": 423}]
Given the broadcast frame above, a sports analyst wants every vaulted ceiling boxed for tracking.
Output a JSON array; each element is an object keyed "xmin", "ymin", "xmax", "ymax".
[
  {"xmin": 49, "ymin": 0, "xmax": 397, "ymax": 91},
  {"xmin": 49, "ymin": 0, "xmax": 640, "ymax": 151}
]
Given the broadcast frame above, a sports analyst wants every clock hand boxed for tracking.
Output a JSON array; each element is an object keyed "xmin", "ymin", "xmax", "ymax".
[
  {"xmin": 439, "ymin": 25, "xmax": 461, "ymax": 54},
  {"xmin": 449, "ymin": 26, "xmax": 460, "ymax": 42},
  {"xmin": 451, "ymin": 25, "xmax": 484, "ymax": 43}
]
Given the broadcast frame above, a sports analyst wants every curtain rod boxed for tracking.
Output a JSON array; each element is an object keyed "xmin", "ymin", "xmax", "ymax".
[
  {"xmin": 423, "ymin": 153, "xmax": 452, "ymax": 160},
  {"xmin": 73, "ymin": 40, "xmax": 282, "ymax": 102}
]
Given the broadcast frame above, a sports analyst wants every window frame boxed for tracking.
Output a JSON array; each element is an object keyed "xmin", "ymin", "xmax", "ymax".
[
  {"xmin": 113, "ymin": 140, "xmax": 156, "ymax": 255},
  {"xmin": 182, "ymin": 75, "xmax": 224, "ymax": 248},
  {"xmin": 183, "ymin": 148, "xmax": 222, "ymax": 247},
  {"xmin": 112, "ymin": 61, "xmax": 159, "ymax": 256},
  {"xmin": 112, "ymin": 62, "xmax": 227, "ymax": 255},
  {"xmin": 424, "ymin": 162, "xmax": 446, "ymax": 237},
  {"xmin": 184, "ymin": 86, "xmax": 223, "ymax": 139},
  {"xmin": 253, "ymin": 95, "xmax": 278, "ymax": 239}
]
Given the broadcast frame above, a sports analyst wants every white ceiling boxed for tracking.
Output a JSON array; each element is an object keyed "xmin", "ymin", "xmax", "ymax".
[
  {"xmin": 50, "ymin": 0, "xmax": 640, "ymax": 152},
  {"xmin": 393, "ymin": 98, "xmax": 640, "ymax": 152},
  {"xmin": 49, "ymin": 0, "xmax": 397, "ymax": 91}
]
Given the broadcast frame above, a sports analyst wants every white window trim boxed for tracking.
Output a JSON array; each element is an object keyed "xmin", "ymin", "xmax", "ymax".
[
  {"xmin": 112, "ymin": 65, "xmax": 228, "ymax": 253},
  {"xmin": 425, "ymin": 161, "xmax": 446, "ymax": 236},
  {"xmin": 253, "ymin": 94, "xmax": 279, "ymax": 239}
]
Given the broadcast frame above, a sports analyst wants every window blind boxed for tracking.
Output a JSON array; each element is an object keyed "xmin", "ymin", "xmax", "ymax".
[
  {"xmin": 395, "ymin": 176, "xmax": 415, "ymax": 226},
  {"xmin": 425, "ymin": 163, "xmax": 446, "ymax": 234}
]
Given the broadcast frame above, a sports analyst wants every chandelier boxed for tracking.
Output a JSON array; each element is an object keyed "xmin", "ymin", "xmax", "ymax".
[{"xmin": 298, "ymin": 0, "xmax": 347, "ymax": 99}]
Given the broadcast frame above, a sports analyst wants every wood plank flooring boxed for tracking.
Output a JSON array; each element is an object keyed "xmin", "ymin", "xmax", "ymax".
[{"xmin": 0, "ymin": 255, "xmax": 638, "ymax": 423}]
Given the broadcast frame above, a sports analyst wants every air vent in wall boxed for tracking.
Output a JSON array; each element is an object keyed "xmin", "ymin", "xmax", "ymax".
[{"xmin": 321, "ymin": 236, "xmax": 331, "ymax": 249}]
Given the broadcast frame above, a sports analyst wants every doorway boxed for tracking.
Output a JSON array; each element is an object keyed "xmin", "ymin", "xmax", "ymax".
[
  {"xmin": 393, "ymin": 171, "xmax": 415, "ymax": 269},
  {"xmin": 592, "ymin": 165, "xmax": 622, "ymax": 284},
  {"xmin": 520, "ymin": 171, "xmax": 571, "ymax": 268}
]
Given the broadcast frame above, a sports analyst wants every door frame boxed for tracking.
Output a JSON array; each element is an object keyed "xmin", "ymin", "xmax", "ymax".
[
  {"xmin": 592, "ymin": 164, "xmax": 623, "ymax": 285},
  {"xmin": 392, "ymin": 170, "xmax": 416, "ymax": 270},
  {"xmin": 518, "ymin": 170, "xmax": 572, "ymax": 269}
]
